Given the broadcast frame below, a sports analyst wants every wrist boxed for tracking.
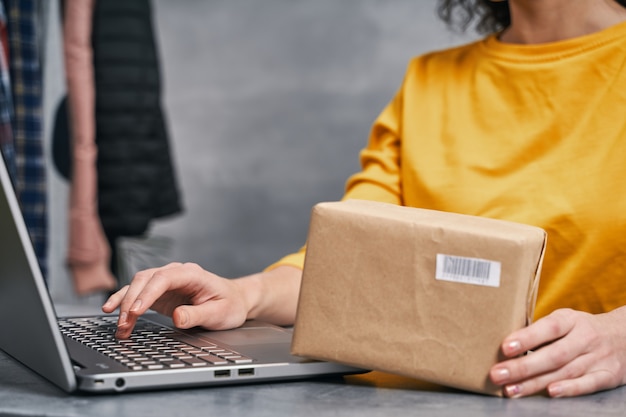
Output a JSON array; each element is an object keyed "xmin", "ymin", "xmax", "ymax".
[
  {"xmin": 232, "ymin": 273, "xmax": 264, "ymax": 321},
  {"xmin": 232, "ymin": 265, "xmax": 302, "ymax": 326}
]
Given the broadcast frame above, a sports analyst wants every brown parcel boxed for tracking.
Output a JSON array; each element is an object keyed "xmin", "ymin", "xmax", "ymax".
[{"xmin": 291, "ymin": 200, "xmax": 547, "ymax": 396}]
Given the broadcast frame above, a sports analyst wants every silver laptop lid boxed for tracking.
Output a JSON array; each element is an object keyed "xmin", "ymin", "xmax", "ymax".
[{"xmin": 0, "ymin": 152, "xmax": 77, "ymax": 392}]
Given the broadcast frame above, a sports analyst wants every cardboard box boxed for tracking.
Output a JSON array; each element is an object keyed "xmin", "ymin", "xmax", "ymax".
[{"xmin": 291, "ymin": 200, "xmax": 546, "ymax": 396}]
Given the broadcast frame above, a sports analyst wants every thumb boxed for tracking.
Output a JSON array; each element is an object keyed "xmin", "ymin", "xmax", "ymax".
[
  {"xmin": 172, "ymin": 305, "xmax": 195, "ymax": 329},
  {"xmin": 172, "ymin": 301, "xmax": 245, "ymax": 331}
]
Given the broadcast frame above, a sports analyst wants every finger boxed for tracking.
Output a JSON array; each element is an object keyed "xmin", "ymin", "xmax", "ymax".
[
  {"xmin": 101, "ymin": 285, "xmax": 129, "ymax": 313},
  {"xmin": 113, "ymin": 271, "xmax": 156, "ymax": 339},
  {"xmin": 547, "ymin": 369, "xmax": 619, "ymax": 398},
  {"xmin": 115, "ymin": 263, "xmax": 183, "ymax": 338},
  {"xmin": 500, "ymin": 309, "xmax": 578, "ymax": 358},
  {"xmin": 119, "ymin": 263, "xmax": 184, "ymax": 316},
  {"xmin": 126, "ymin": 263, "xmax": 213, "ymax": 318},
  {"xmin": 499, "ymin": 352, "xmax": 593, "ymax": 398},
  {"xmin": 492, "ymin": 332, "xmax": 592, "ymax": 391},
  {"xmin": 503, "ymin": 352, "xmax": 623, "ymax": 398},
  {"xmin": 172, "ymin": 298, "xmax": 246, "ymax": 331},
  {"xmin": 492, "ymin": 335, "xmax": 582, "ymax": 384}
]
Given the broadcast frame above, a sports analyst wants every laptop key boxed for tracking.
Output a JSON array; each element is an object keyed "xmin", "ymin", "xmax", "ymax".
[
  {"xmin": 182, "ymin": 358, "xmax": 208, "ymax": 367},
  {"xmin": 197, "ymin": 354, "xmax": 228, "ymax": 366},
  {"xmin": 167, "ymin": 362, "xmax": 186, "ymax": 369}
]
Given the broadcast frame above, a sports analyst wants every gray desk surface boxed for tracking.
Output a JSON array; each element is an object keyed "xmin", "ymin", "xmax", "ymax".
[
  {"xmin": 2, "ymin": 305, "xmax": 625, "ymax": 417},
  {"xmin": 4, "ymin": 349, "xmax": 626, "ymax": 417}
]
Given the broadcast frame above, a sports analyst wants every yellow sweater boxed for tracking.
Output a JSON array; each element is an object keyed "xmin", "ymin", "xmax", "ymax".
[{"xmin": 271, "ymin": 21, "xmax": 626, "ymax": 320}]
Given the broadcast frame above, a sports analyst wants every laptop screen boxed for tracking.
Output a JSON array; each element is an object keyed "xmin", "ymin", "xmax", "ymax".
[{"xmin": 0, "ymin": 151, "xmax": 78, "ymax": 392}]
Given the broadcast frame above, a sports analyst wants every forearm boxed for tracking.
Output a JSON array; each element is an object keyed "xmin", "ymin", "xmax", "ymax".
[{"xmin": 234, "ymin": 265, "xmax": 302, "ymax": 326}]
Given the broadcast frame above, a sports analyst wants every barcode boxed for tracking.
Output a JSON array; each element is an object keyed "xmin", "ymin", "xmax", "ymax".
[
  {"xmin": 435, "ymin": 254, "xmax": 501, "ymax": 288},
  {"xmin": 443, "ymin": 256, "xmax": 492, "ymax": 279}
]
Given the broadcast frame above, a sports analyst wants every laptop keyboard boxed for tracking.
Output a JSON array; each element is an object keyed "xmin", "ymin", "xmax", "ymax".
[{"xmin": 58, "ymin": 316, "xmax": 254, "ymax": 371}]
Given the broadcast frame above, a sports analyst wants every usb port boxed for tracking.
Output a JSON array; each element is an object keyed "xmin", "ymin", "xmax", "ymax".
[
  {"xmin": 238, "ymin": 368, "xmax": 255, "ymax": 377},
  {"xmin": 214, "ymin": 370, "xmax": 231, "ymax": 378}
]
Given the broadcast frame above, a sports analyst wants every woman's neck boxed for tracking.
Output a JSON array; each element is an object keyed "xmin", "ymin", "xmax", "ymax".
[{"xmin": 500, "ymin": 0, "xmax": 626, "ymax": 44}]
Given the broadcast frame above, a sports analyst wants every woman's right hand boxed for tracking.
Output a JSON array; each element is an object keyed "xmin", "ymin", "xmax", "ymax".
[
  {"xmin": 102, "ymin": 263, "xmax": 303, "ymax": 339},
  {"xmin": 102, "ymin": 262, "xmax": 251, "ymax": 339}
]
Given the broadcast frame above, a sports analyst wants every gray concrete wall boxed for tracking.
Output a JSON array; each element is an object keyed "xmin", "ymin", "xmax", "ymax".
[{"xmin": 45, "ymin": 0, "xmax": 475, "ymax": 305}]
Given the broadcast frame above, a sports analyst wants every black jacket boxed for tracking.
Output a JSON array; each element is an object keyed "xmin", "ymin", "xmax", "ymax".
[{"xmin": 91, "ymin": 0, "xmax": 182, "ymax": 237}]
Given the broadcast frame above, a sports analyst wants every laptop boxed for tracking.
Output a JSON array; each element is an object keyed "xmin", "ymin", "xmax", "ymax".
[{"xmin": 0, "ymin": 152, "xmax": 364, "ymax": 393}]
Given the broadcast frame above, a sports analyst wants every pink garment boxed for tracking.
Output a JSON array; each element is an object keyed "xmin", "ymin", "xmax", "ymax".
[{"xmin": 63, "ymin": 0, "xmax": 117, "ymax": 295}]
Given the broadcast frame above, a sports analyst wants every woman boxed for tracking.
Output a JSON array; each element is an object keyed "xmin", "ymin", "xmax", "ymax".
[{"xmin": 103, "ymin": 0, "xmax": 626, "ymax": 398}]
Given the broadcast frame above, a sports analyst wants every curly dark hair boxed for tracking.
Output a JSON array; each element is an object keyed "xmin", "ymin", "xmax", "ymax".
[{"xmin": 437, "ymin": 0, "xmax": 626, "ymax": 34}]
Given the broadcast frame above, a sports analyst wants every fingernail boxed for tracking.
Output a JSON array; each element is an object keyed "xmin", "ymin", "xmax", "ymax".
[
  {"xmin": 130, "ymin": 300, "xmax": 142, "ymax": 312},
  {"xmin": 178, "ymin": 309, "xmax": 188, "ymax": 326},
  {"xmin": 505, "ymin": 384, "xmax": 523, "ymax": 398},
  {"xmin": 548, "ymin": 384, "xmax": 563, "ymax": 398},
  {"xmin": 505, "ymin": 340, "xmax": 522, "ymax": 355},
  {"xmin": 493, "ymin": 368, "xmax": 510, "ymax": 383}
]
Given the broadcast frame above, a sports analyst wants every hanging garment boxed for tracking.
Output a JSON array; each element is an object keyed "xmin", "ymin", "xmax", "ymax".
[
  {"xmin": 91, "ymin": 0, "xmax": 183, "ymax": 242},
  {"xmin": 6, "ymin": 0, "xmax": 47, "ymax": 280},
  {"xmin": 63, "ymin": 0, "xmax": 117, "ymax": 295}
]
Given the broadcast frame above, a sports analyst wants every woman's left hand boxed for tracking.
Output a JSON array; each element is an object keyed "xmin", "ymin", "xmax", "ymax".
[{"xmin": 489, "ymin": 307, "xmax": 626, "ymax": 398}]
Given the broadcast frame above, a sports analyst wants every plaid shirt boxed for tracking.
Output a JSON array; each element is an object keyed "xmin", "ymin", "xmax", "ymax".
[{"xmin": 6, "ymin": 0, "xmax": 46, "ymax": 279}]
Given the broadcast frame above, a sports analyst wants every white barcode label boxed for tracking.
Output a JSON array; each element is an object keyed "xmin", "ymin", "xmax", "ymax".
[{"xmin": 435, "ymin": 254, "xmax": 501, "ymax": 288}]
